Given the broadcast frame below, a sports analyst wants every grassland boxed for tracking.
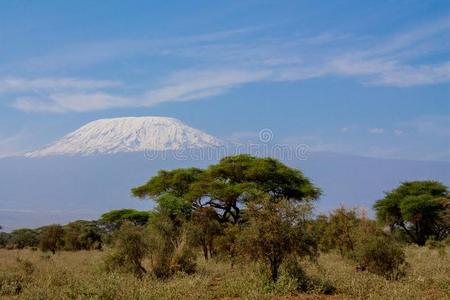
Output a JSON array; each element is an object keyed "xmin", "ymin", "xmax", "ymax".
[{"xmin": 0, "ymin": 246, "xmax": 449, "ymax": 300}]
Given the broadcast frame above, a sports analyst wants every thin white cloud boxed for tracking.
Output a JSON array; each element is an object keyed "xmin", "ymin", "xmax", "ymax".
[
  {"xmin": 329, "ymin": 58, "xmax": 450, "ymax": 87},
  {"xmin": 3, "ymin": 17, "xmax": 450, "ymax": 113},
  {"xmin": 143, "ymin": 69, "xmax": 270, "ymax": 106},
  {"xmin": 11, "ymin": 69, "xmax": 271, "ymax": 113},
  {"xmin": 0, "ymin": 78, "xmax": 121, "ymax": 94},
  {"xmin": 13, "ymin": 92, "xmax": 130, "ymax": 113}
]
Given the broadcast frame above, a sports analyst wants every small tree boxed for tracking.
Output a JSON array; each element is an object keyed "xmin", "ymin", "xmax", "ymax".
[
  {"xmin": 374, "ymin": 181, "xmax": 449, "ymax": 246},
  {"xmin": 242, "ymin": 197, "xmax": 317, "ymax": 281},
  {"xmin": 39, "ymin": 224, "xmax": 65, "ymax": 254}
]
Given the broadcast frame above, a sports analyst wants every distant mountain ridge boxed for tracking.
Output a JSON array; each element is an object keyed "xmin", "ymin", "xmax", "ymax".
[{"xmin": 26, "ymin": 116, "xmax": 224, "ymax": 157}]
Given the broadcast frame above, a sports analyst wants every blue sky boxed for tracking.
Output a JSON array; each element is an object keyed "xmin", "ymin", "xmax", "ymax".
[{"xmin": 0, "ymin": 0, "xmax": 449, "ymax": 161}]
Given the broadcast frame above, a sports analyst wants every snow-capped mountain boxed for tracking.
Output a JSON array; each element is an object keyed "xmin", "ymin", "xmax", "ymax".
[
  {"xmin": 26, "ymin": 116, "xmax": 224, "ymax": 157},
  {"xmin": 1, "ymin": 116, "xmax": 448, "ymax": 231}
]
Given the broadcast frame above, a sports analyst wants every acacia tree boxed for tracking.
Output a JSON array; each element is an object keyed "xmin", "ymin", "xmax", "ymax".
[
  {"xmin": 242, "ymin": 196, "xmax": 317, "ymax": 281},
  {"xmin": 132, "ymin": 155, "xmax": 320, "ymax": 224},
  {"xmin": 374, "ymin": 181, "xmax": 450, "ymax": 246},
  {"xmin": 100, "ymin": 209, "xmax": 151, "ymax": 233}
]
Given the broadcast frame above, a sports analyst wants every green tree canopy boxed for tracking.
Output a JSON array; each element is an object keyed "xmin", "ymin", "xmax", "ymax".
[
  {"xmin": 132, "ymin": 155, "xmax": 320, "ymax": 224},
  {"xmin": 374, "ymin": 180, "xmax": 449, "ymax": 246},
  {"xmin": 132, "ymin": 168, "xmax": 203, "ymax": 198},
  {"xmin": 100, "ymin": 209, "xmax": 151, "ymax": 232}
]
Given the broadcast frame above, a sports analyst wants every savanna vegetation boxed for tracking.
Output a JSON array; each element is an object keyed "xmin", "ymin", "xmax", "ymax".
[{"xmin": 1, "ymin": 155, "xmax": 449, "ymax": 299}]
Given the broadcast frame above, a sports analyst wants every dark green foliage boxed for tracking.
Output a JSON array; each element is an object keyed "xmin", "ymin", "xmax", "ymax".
[
  {"xmin": 8, "ymin": 229, "xmax": 39, "ymax": 249},
  {"xmin": 374, "ymin": 181, "xmax": 449, "ymax": 246},
  {"xmin": 39, "ymin": 224, "xmax": 64, "ymax": 254},
  {"xmin": 104, "ymin": 222, "xmax": 149, "ymax": 278}
]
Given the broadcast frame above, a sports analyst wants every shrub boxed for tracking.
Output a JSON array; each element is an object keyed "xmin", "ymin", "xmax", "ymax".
[
  {"xmin": 170, "ymin": 238, "xmax": 197, "ymax": 275},
  {"xmin": 351, "ymin": 234, "xmax": 407, "ymax": 280},
  {"xmin": 104, "ymin": 223, "xmax": 149, "ymax": 278},
  {"xmin": 148, "ymin": 221, "xmax": 197, "ymax": 278},
  {"xmin": 282, "ymin": 259, "xmax": 335, "ymax": 294}
]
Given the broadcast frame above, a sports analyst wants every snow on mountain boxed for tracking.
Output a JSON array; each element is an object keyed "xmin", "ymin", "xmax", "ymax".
[{"xmin": 25, "ymin": 116, "xmax": 224, "ymax": 157}]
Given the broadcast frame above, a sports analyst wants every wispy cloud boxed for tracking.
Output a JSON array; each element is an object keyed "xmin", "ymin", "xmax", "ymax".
[
  {"xmin": 0, "ymin": 78, "xmax": 121, "ymax": 94},
  {"xmin": 3, "ymin": 16, "xmax": 450, "ymax": 113},
  {"xmin": 11, "ymin": 69, "xmax": 270, "ymax": 112}
]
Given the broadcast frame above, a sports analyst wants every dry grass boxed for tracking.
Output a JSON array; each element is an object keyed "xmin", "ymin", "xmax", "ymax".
[{"xmin": 0, "ymin": 246, "xmax": 448, "ymax": 299}]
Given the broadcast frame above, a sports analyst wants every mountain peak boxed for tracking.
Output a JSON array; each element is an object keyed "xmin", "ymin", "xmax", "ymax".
[{"xmin": 25, "ymin": 116, "xmax": 224, "ymax": 157}]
